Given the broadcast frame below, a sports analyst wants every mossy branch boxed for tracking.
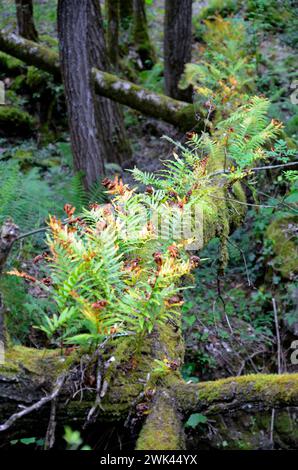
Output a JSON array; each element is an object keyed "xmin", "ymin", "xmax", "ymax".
[
  {"xmin": 0, "ymin": 30, "xmax": 201, "ymax": 131},
  {"xmin": 173, "ymin": 374, "xmax": 298, "ymax": 415}
]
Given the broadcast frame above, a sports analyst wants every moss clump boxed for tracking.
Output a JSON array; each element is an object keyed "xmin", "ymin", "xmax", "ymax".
[
  {"xmin": 26, "ymin": 66, "xmax": 50, "ymax": 89},
  {"xmin": 10, "ymin": 74, "xmax": 27, "ymax": 93},
  {"xmin": 0, "ymin": 106, "xmax": 36, "ymax": 137},
  {"xmin": 266, "ymin": 215, "xmax": 298, "ymax": 279},
  {"xmin": 40, "ymin": 35, "xmax": 59, "ymax": 51},
  {"xmin": 0, "ymin": 52, "xmax": 24, "ymax": 76},
  {"xmin": 0, "ymin": 346, "xmax": 68, "ymax": 378}
]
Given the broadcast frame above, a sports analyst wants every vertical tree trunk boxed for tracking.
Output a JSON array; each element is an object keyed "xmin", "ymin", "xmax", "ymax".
[
  {"xmin": 57, "ymin": 0, "xmax": 131, "ymax": 189},
  {"xmin": 105, "ymin": 0, "xmax": 120, "ymax": 69},
  {"xmin": 164, "ymin": 0, "xmax": 193, "ymax": 103},
  {"xmin": 15, "ymin": 0, "xmax": 38, "ymax": 42},
  {"xmin": 133, "ymin": 0, "xmax": 155, "ymax": 69}
]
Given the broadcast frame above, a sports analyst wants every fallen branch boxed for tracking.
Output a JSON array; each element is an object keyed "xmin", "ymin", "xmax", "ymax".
[
  {"xmin": 0, "ymin": 372, "xmax": 66, "ymax": 433},
  {"xmin": 0, "ymin": 30, "xmax": 202, "ymax": 131}
]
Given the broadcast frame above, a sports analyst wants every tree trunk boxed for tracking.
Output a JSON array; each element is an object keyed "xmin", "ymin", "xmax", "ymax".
[
  {"xmin": 15, "ymin": 0, "xmax": 38, "ymax": 42},
  {"xmin": 105, "ymin": 0, "xmax": 120, "ymax": 69},
  {"xmin": 133, "ymin": 0, "xmax": 155, "ymax": 69},
  {"xmin": 57, "ymin": 0, "xmax": 130, "ymax": 190},
  {"xmin": 164, "ymin": 0, "xmax": 193, "ymax": 102},
  {"xmin": 0, "ymin": 31, "xmax": 203, "ymax": 131}
]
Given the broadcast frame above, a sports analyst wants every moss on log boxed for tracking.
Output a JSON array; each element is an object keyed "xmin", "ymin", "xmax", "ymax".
[
  {"xmin": 0, "ymin": 105, "xmax": 36, "ymax": 136},
  {"xmin": 92, "ymin": 68, "xmax": 201, "ymax": 130},
  {"xmin": 0, "ymin": 30, "xmax": 201, "ymax": 131},
  {"xmin": 0, "ymin": 31, "xmax": 60, "ymax": 80},
  {"xmin": 1, "ymin": 345, "xmax": 297, "ymax": 447},
  {"xmin": 0, "ymin": 51, "xmax": 25, "ymax": 75},
  {"xmin": 136, "ymin": 391, "xmax": 185, "ymax": 450}
]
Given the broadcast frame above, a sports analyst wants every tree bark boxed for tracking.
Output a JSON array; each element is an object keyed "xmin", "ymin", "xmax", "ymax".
[
  {"xmin": 105, "ymin": 0, "xmax": 120, "ymax": 69},
  {"xmin": 15, "ymin": 0, "xmax": 38, "ymax": 42},
  {"xmin": 133, "ymin": 0, "xmax": 156, "ymax": 69},
  {"xmin": 164, "ymin": 0, "xmax": 193, "ymax": 102},
  {"xmin": 0, "ymin": 30, "xmax": 203, "ymax": 131},
  {"xmin": 57, "ymin": 0, "xmax": 131, "ymax": 189}
]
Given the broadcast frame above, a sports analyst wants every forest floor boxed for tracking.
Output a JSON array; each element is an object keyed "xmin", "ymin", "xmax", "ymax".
[{"xmin": 0, "ymin": 0, "xmax": 297, "ymax": 388}]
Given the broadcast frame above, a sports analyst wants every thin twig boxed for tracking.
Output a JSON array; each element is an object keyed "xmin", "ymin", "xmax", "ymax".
[
  {"xmin": 44, "ymin": 396, "xmax": 58, "ymax": 450},
  {"xmin": 227, "ymin": 238, "xmax": 252, "ymax": 287},
  {"xmin": 207, "ymin": 161, "xmax": 298, "ymax": 179},
  {"xmin": 270, "ymin": 408, "xmax": 275, "ymax": 448},
  {"xmin": 0, "ymin": 373, "xmax": 66, "ymax": 432},
  {"xmin": 272, "ymin": 298, "xmax": 282, "ymax": 374}
]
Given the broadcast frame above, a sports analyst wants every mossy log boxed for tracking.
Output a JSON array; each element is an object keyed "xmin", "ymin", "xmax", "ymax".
[
  {"xmin": 0, "ymin": 105, "xmax": 36, "ymax": 137},
  {"xmin": 0, "ymin": 345, "xmax": 297, "ymax": 447},
  {"xmin": 92, "ymin": 68, "xmax": 201, "ymax": 131},
  {"xmin": 0, "ymin": 30, "xmax": 202, "ymax": 131}
]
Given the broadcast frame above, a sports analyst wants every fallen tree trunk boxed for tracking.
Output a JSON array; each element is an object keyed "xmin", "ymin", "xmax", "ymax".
[
  {"xmin": 0, "ymin": 345, "xmax": 297, "ymax": 447},
  {"xmin": 0, "ymin": 30, "xmax": 202, "ymax": 131},
  {"xmin": 92, "ymin": 68, "xmax": 200, "ymax": 131}
]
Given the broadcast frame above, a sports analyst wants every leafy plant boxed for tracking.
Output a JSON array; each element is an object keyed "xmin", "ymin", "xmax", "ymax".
[
  {"xmin": 181, "ymin": 17, "xmax": 256, "ymax": 118},
  {"xmin": 8, "ymin": 95, "xmax": 282, "ymax": 347}
]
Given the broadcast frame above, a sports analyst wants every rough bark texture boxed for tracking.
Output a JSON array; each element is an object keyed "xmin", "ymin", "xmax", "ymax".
[
  {"xmin": 164, "ymin": 0, "xmax": 193, "ymax": 102},
  {"xmin": 105, "ymin": 0, "xmax": 120, "ymax": 69},
  {"xmin": 57, "ymin": 0, "xmax": 131, "ymax": 189},
  {"xmin": 15, "ymin": 0, "xmax": 38, "ymax": 42},
  {"xmin": 0, "ymin": 31, "xmax": 203, "ymax": 131},
  {"xmin": 133, "ymin": 0, "xmax": 156, "ymax": 68}
]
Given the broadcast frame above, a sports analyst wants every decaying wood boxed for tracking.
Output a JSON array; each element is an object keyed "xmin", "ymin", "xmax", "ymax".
[{"xmin": 0, "ymin": 30, "xmax": 202, "ymax": 131}]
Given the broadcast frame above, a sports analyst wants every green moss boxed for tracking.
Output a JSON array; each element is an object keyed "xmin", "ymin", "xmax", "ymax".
[
  {"xmin": 0, "ymin": 52, "xmax": 24, "ymax": 75},
  {"xmin": 0, "ymin": 106, "xmax": 36, "ymax": 136},
  {"xmin": 0, "ymin": 345, "xmax": 68, "ymax": 378},
  {"xmin": 266, "ymin": 215, "xmax": 298, "ymax": 279},
  {"xmin": 197, "ymin": 373, "xmax": 298, "ymax": 404},
  {"xmin": 26, "ymin": 66, "xmax": 49, "ymax": 89},
  {"xmin": 10, "ymin": 74, "xmax": 27, "ymax": 92},
  {"xmin": 40, "ymin": 34, "xmax": 59, "ymax": 51},
  {"xmin": 136, "ymin": 393, "xmax": 184, "ymax": 450}
]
